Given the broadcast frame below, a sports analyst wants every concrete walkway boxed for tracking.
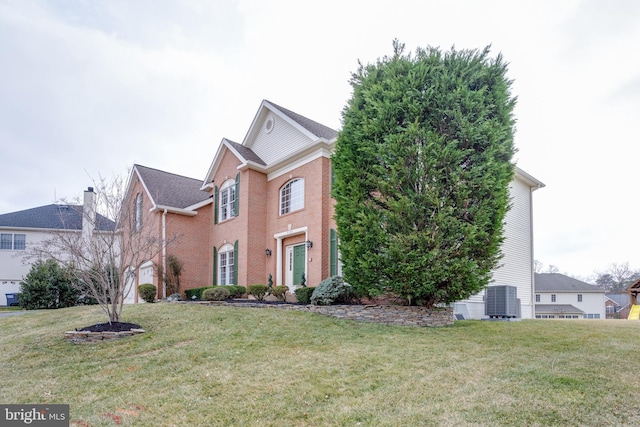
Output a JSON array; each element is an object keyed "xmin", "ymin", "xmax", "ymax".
[{"xmin": 0, "ymin": 310, "xmax": 27, "ymax": 318}]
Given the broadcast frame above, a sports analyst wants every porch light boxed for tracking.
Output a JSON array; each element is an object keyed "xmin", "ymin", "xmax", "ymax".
[
  {"xmin": 305, "ymin": 240, "xmax": 313, "ymax": 249},
  {"xmin": 265, "ymin": 248, "xmax": 272, "ymax": 256}
]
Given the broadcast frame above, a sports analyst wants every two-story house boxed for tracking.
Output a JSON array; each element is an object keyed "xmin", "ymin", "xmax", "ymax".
[
  {"xmin": 201, "ymin": 101, "xmax": 338, "ymax": 290},
  {"xmin": 534, "ymin": 273, "xmax": 606, "ymax": 319},
  {"xmin": 0, "ymin": 188, "xmax": 115, "ymax": 305},
  {"xmin": 197, "ymin": 100, "xmax": 543, "ymax": 319}
]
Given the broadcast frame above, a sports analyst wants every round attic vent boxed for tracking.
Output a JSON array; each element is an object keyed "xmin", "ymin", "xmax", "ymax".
[{"xmin": 265, "ymin": 116, "xmax": 274, "ymax": 133}]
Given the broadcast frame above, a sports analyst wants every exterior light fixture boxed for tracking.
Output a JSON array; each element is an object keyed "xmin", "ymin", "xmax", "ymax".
[
  {"xmin": 305, "ymin": 240, "xmax": 313, "ymax": 249},
  {"xmin": 265, "ymin": 248, "xmax": 272, "ymax": 256}
]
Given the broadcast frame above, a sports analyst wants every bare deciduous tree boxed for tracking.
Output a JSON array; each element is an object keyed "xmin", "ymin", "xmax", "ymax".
[{"xmin": 29, "ymin": 173, "xmax": 176, "ymax": 323}]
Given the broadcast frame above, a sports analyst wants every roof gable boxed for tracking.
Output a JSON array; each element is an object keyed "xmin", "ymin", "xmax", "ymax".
[
  {"xmin": 242, "ymin": 100, "xmax": 338, "ymax": 166},
  {"xmin": 0, "ymin": 204, "xmax": 115, "ymax": 231},
  {"xmin": 535, "ymin": 273, "xmax": 604, "ymax": 293},
  {"xmin": 133, "ymin": 165, "xmax": 211, "ymax": 210}
]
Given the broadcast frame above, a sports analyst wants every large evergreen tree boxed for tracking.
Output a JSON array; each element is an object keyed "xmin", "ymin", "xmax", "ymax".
[{"xmin": 332, "ymin": 41, "xmax": 516, "ymax": 307}]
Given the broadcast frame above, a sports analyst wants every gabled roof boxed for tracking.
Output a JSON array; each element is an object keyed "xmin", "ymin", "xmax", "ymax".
[
  {"xmin": 134, "ymin": 165, "xmax": 211, "ymax": 210},
  {"xmin": 0, "ymin": 204, "xmax": 115, "ymax": 231},
  {"xmin": 266, "ymin": 100, "xmax": 339, "ymax": 141},
  {"xmin": 535, "ymin": 273, "xmax": 604, "ymax": 293},
  {"xmin": 535, "ymin": 304, "xmax": 584, "ymax": 314},
  {"xmin": 606, "ymin": 293, "xmax": 630, "ymax": 307}
]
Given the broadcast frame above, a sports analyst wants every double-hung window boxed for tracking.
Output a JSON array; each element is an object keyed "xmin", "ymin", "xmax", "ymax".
[
  {"xmin": 220, "ymin": 180, "xmax": 236, "ymax": 221},
  {"xmin": 0, "ymin": 233, "xmax": 26, "ymax": 250},
  {"xmin": 219, "ymin": 245, "xmax": 235, "ymax": 286},
  {"xmin": 280, "ymin": 178, "xmax": 304, "ymax": 215}
]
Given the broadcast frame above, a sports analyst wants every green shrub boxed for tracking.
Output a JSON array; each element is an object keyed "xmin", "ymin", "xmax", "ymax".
[
  {"xmin": 310, "ymin": 276, "xmax": 354, "ymax": 305},
  {"xmin": 18, "ymin": 259, "xmax": 80, "ymax": 310},
  {"xmin": 185, "ymin": 286, "xmax": 213, "ymax": 300},
  {"xmin": 138, "ymin": 284, "xmax": 157, "ymax": 303},
  {"xmin": 227, "ymin": 285, "xmax": 246, "ymax": 298},
  {"xmin": 247, "ymin": 284, "xmax": 268, "ymax": 301},
  {"xmin": 271, "ymin": 285, "xmax": 289, "ymax": 302},
  {"xmin": 202, "ymin": 286, "xmax": 231, "ymax": 301},
  {"xmin": 294, "ymin": 287, "xmax": 316, "ymax": 304}
]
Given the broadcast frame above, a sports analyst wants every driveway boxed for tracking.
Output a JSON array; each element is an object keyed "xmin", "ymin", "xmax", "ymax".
[{"xmin": 0, "ymin": 310, "xmax": 27, "ymax": 318}]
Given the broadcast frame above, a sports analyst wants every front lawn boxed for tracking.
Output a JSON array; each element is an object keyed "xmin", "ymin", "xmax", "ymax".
[{"xmin": 1, "ymin": 303, "xmax": 639, "ymax": 426}]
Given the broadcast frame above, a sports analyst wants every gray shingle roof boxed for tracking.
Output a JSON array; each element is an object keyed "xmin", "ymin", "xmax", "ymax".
[
  {"xmin": 0, "ymin": 204, "xmax": 115, "ymax": 231},
  {"xmin": 267, "ymin": 100, "xmax": 339, "ymax": 140},
  {"xmin": 606, "ymin": 293, "xmax": 630, "ymax": 307},
  {"xmin": 135, "ymin": 165, "xmax": 211, "ymax": 209},
  {"xmin": 535, "ymin": 273, "xmax": 604, "ymax": 293},
  {"xmin": 225, "ymin": 139, "xmax": 266, "ymax": 166},
  {"xmin": 535, "ymin": 304, "xmax": 584, "ymax": 314}
]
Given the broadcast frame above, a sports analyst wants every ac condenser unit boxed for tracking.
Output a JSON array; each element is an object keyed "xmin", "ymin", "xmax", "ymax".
[{"xmin": 485, "ymin": 285, "xmax": 518, "ymax": 318}]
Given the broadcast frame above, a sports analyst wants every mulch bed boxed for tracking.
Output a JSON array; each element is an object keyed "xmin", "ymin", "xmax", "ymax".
[{"xmin": 77, "ymin": 322, "xmax": 143, "ymax": 332}]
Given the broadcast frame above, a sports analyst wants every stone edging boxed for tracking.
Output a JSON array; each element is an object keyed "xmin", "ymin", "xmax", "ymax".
[
  {"xmin": 64, "ymin": 328, "xmax": 146, "ymax": 343},
  {"xmin": 187, "ymin": 301, "xmax": 454, "ymax": 327}
]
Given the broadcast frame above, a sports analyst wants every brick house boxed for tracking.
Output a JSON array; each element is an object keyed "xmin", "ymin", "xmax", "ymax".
[
  {"xmin": 122, "ymin": 165, "xmax": 212, "ymax": 302},
  {"xmin": 201, "ymin": 100, "xmax": 339, "ymax": 290},
  {"xmin": 123, "ymin": 100, "xmax": 543, "ymax": 319}
]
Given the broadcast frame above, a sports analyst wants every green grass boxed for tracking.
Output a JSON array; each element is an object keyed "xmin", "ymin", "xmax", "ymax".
[{"xmin": 1, "ymin": 304, "xmax": 640, "ymax": 426}]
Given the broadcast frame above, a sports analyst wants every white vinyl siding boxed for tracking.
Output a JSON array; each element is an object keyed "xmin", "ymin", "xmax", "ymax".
[
  {"xmin": 455, "ymin": 176, "xmax": 536, "ymax": 319},
  {"xmin": 249, "ymin": 114, "xmax": 316, "ymax": 165}
]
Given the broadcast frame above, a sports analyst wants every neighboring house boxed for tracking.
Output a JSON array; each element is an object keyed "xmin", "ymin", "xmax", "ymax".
[
  {"xmin": 605, "ymin": 293, "xmax": 630, "ymax": 319},
  {"xmin": 196, "ymin": 99, "xmax": 543, "ymax": 319},
  {"xmin": 453, "ymin": 168, "xmax": 544, "ymax": 319},
  {"xmin": 534, "ymin": 273, "xmax": 606, "ymax": 319},
  {"xmin": 121, "ymin": 165, "xmax": 212, "ymax": 302},
  {"xmin": 0, "ymin": 188, "xmax": 115, "ymax": 306}
]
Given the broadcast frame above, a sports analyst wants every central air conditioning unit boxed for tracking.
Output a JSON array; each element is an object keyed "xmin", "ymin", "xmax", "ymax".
[{"xmin": 485, "ymin": 285, "xmax": 519, "ymax": 318}]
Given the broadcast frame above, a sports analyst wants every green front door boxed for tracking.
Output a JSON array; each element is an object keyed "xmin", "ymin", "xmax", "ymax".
[{"xmin": 293, "ymin": 244, "xmax": 306, "ymax": 287}]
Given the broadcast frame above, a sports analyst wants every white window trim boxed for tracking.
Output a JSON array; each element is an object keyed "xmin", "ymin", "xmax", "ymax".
[
  {"xmin": 280, "ymin": 178, "xmax": 304, "ymax": 215},
  {"xmin": 218, "ymin": 243, "xmax": 234, "ymax": 286},
  {"xmin": 219, "ymin": 179, "xmax": 236, "ymax": 222}
]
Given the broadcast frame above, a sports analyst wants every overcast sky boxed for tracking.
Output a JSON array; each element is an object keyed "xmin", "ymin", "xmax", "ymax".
[{"xmin": 1, "ymin": 0, "xmax": 638, "ymax": 280}]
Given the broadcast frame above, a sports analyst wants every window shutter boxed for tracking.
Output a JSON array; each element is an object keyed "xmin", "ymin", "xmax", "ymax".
[
  {"xmin": 233, "ymin": 240, "xmax": 239, "ymax": 285},
  {"xmin": 212, "ymin": 246, "xmax": 218, "ymax": 286},
  {"xmin": 330, "ymin": 228, "xmax": 337, "ymax": 276},
  {"xmin": 214, "ymin": 185, "xmax": 219, "ymax": 224},
  {"xmin": 234, "ymin": 173, "xmax": 240, "ymax": 216}
]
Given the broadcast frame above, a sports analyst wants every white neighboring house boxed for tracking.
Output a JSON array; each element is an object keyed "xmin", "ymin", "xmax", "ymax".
[
  {"xmin": 534, "ymin": 273, "xmax": 606, "ymax": 319},
  {"xmin": 0, "ymin": 188, "xmax": 116, "ymax": 306},
  {"xmin": 453, "ymin": 167, "xmax": 544, "ymax": 320}
]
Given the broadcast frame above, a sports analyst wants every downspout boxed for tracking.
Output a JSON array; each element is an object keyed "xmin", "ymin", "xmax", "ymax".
[
  {"xmin": 529, "ymin": 187, "xmax": 535, "ymax": 319},
  {"xmin": 162, "ymin": 208, "xmax": 167, "ymax": 299}
]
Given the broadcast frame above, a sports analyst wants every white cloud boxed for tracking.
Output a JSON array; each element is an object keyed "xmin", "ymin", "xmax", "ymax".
[{"xmin": 1, "ymin": 0, "xmax": 639, "ymax": 277}]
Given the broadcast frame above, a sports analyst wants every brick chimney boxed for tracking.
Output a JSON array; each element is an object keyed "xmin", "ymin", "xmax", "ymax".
[{"xmin": 82, "ymin": 187, "xmax": 96, "ymax": 240}]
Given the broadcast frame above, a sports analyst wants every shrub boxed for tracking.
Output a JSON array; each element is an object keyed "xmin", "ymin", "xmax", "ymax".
[
  {"xmin": 185, "ymin": 286, "xmax": 213, "ymax": 301},
  {"xmin": 138, "ymin": 284, "xmax": 157, "ymax": 303},
  {"xmin": 18, "ymin": 259, "xmax": 80, "ymax": 310},
  {"xmin": 310, "ymin": 276, "xmax": 354, "ymax": 305},
  {"xmin": 271, "ymin": 285, "xmax": 289, "ymax": 302},
  {"xmin": 247, "ymin": 284, "xmax": 268, "ymax": 301},
  {"xmin": 294, "ymin": 287, "xmax": 316, "ymax": 304},
  {"xmin": 202, "ymin": 287, "xmax": 231, "ymax": 301},
  {"xmin": 227, "ymin": 285, "xmax": 246, "ymax": 298}
]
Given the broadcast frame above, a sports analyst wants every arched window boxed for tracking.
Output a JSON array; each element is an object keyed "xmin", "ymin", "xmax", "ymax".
[
  {"xmin": 219, "ymin": 179, "xmax": 236, "ymax": 221},
  {"xmin": 280, "ymin": 178, "xmax": 304, "ymax": 215},
  {"xmin": 218, "ymin": 243, "xmax": 236, "ymax": 286}
]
